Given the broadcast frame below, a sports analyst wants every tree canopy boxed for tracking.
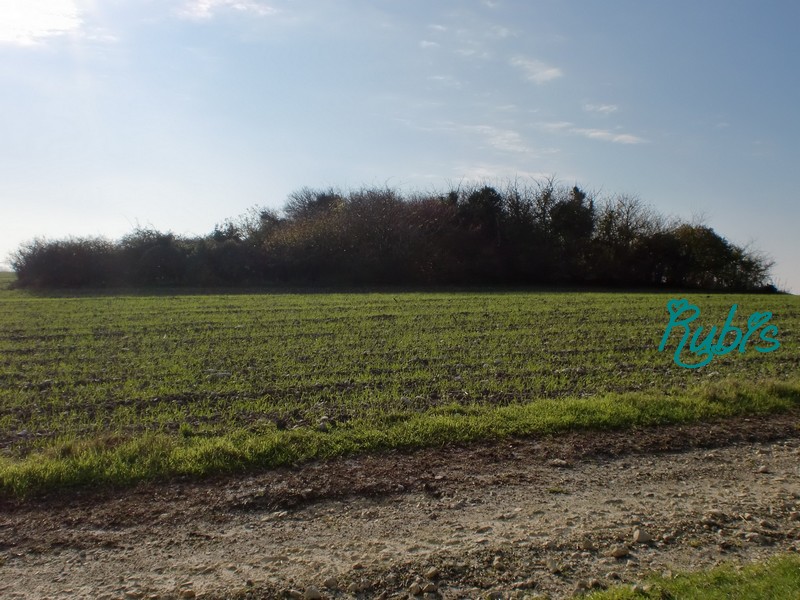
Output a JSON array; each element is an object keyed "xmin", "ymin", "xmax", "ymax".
[{"xmin": 10, "ymin": 180, "xmax": 776, "ymax": 292}]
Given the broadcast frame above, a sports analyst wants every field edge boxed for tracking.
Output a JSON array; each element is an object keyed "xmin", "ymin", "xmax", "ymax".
[
  {"xmin": 585, "ymin": 553, "xmax": 800, "ymax": 599},
  {"xmin": 1, "ymin": 377, "xmax": 798, "ymax": 499}
]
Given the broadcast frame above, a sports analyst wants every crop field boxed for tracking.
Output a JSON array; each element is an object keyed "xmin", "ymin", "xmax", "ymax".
[{"xmin": 0, "ymin": 277, "xmax": 798, "ymax": 496}]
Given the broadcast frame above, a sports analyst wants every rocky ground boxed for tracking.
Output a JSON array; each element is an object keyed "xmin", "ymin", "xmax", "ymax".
[{"xmin": 1, "ymin": 412, "xmax": 799, "ymax": 600}]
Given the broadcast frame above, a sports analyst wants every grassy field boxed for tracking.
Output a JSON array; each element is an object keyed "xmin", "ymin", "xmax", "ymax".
[
  {"xmin": 1, "ymin": 272, "xmax": 798, "ymax": 496},
  {"xmin": 588, "ymin": 554, "xmax": 800, "ymax": 599}
]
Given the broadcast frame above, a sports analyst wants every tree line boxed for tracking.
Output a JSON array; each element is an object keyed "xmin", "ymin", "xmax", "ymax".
[{"xmin": 10, "ymin": 179, "xmax": 776, "ymax": 291}]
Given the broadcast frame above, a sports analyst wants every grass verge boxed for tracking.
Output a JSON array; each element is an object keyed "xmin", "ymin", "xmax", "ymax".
[
  {"xmin": 587, "ymin": 554, "xmax": 800, "ymax": 599},
  {"xmin": 1, "ymin": 377, "xmax": 798, "ymax": 498}
]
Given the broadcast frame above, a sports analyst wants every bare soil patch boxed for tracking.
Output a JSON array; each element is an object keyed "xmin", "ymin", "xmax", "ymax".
[{"xmin": 1, "ymin": 412, "xmax": 799, "ymax": 599}]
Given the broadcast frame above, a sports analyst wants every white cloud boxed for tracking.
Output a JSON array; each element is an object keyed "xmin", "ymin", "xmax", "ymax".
[
  {"xmin": 467, "ymin": 125, "xmax": 530, "ymax": 153},
  {"xmin": 583, "ymin": 103, "xmax": 618, "ymax": 115},
  {"xmin": 0, "ymin": 0, "xmax": 83, "ymax": 46},
  {"xmin": 454, "ymin": 163, "xmax": 552, "ymax": 183},
  {"xmin": 540, "ymin": 121, "xmax": 573, "ymax": 132},
  {"xmin": 78, "ymin": 27, "xmax": 118, "ymax": 43},
  {"xmin": 428, "ymin": 24, "xmax": 447, "ymax": 32},
  {"xmin": 571, "ymin": 128, "xmax": 645, "ymax": 144},
  {"xmin": 419, "ymin": 40, "xmax": 439, "ymax": 49},
  {"xmin": 178, "ymin": 0, "xmax": 278, "ymax": 20},
  {"xmin": 456, "ymin": 47, "xmax": 490, "ymax": 59},
  {"xmin": 410, "ymin": 121, "xmax": 535, "ymax": 155},
  {"xmin": 539, "ymin": 122, "xmax": 646, "ymax": 144},
  {"xmin": 510, "ymin": 57, "xmax": 563, "ymax": 84}
]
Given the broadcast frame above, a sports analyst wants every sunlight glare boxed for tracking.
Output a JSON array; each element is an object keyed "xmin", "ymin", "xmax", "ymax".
[{"xmin": 0, "ymin": 0, "xmax": 82, "ymax": 46}]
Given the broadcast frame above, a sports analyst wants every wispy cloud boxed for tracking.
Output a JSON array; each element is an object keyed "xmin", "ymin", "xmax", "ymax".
[
  {"xmin": 572, "ymin": 128, "xmax": 645, "ymax": 144},
  {"xmin": 583, "ymin": 103, "xmax": 618, "ymax": 115},
  {"xmin": 453, "ymin": 163, "xmax": 553, "ymax": 183},
  {"xmin": 466, "ymin": 125, "xmax": 531, "ymax": 153},
  {"xmin": 510, "ymin": 57, "xmax": 563, "ymax": 84},
  {"xmin": 419, "ymin": 40, "xmax": 439, "ymax": 49},
  {"xmin": 0, "ymin": 0, "xmax": 83, "ymax": 46},
  {"xmin": 540, "ymin": 121, "xmax": 573, "ymax": 132},
  {"xmin": 540, "ymin": 122, "xmax": 646, "ymax": 144},
  {"xmin": 407, "ymin": 120, "xmax": 535, "ymax": 155},
  {"xmin": 178, "ymin": 0, "xmax": 278, "ymax": 20}
]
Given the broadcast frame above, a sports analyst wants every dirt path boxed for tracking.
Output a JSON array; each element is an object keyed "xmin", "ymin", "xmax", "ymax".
[{"xmin": 2, "ymin": 412, "xmax": 799, "ymax": 599}]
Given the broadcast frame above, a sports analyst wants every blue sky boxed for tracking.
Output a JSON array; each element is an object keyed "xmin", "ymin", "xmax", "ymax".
[{"xmin": 1, "ymin": 1, "xmax": 798, "ymax": 291}]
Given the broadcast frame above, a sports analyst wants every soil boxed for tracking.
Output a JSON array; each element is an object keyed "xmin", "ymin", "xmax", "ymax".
[{"xmin": 1, "ymin": 412, "xmax": 799, "ymax": 599}]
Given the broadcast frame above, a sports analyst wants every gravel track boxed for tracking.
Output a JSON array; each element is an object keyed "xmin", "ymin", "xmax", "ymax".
[{"xmin": 2, "ymin": 411, "xmax": 799, "ymax": 599}]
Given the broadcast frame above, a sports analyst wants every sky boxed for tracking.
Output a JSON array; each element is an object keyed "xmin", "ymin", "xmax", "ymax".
[{"xmin": 0, "ymin": 0, "xmax": 798, "ymax": 291}]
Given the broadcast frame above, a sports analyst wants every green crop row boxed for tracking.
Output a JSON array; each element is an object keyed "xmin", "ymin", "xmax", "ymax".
[{"xmin": 1, "ymin": 284, "xmax": 798, "ymax": 495}]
